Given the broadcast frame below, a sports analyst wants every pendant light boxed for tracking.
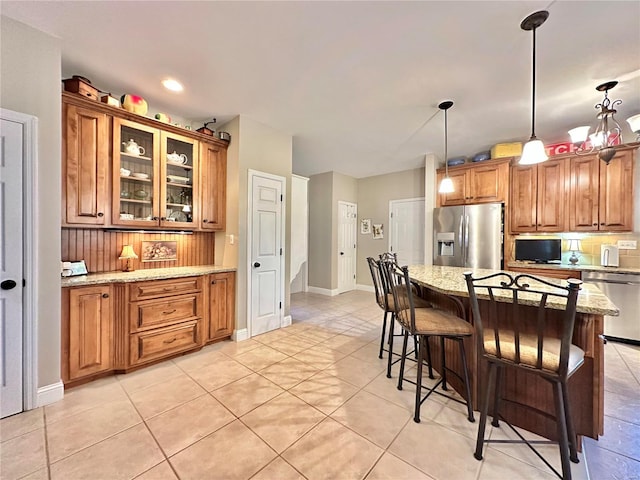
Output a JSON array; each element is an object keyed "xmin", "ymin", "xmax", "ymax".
[
  {"xmin": 519, "ymin": 10, "xmax": 549, "ymax": 165},
  {"xmin": 438, "ymin": 100, "xmax": 455, "ymax": 194}
]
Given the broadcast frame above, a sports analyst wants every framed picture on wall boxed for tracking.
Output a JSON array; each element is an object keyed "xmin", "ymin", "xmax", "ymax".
[
  {"xmin": 141, "ymin": 241, "xmax": 178, "ymax": 262},
  {"xmin": 373, "ymin": 223, "xmax": 384, "ymax": 239},
  {"xmin": 361, "ymin": 218, "xmax": 371, "ymax": 234}
]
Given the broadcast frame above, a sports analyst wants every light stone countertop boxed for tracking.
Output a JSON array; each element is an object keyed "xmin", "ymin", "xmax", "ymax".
[
  {"xmin": 506, "ymin": 261, "xmax": 640, "ymax": 275},
  {"xmin": 408, "ymin": 265, "xmax": 619, "ymax": 316},
  {"xmin": 61, "ymin": 265, "xmax": 236, "ymax": 287}
]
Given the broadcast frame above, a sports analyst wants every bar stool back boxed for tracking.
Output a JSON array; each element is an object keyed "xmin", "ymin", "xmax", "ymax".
[{"xmin": 464, "ymin": 271, "xmax": 583, "ymax": 480}]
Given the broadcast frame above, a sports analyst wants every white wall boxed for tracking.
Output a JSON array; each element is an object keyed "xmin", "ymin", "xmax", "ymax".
[
  {"xmin": 219, "ymin": 115, "xmax": 293, "ymax": 332},
  {"xmin": 0, "ymin": 16, "xmax": 62, "ymax": 388}
]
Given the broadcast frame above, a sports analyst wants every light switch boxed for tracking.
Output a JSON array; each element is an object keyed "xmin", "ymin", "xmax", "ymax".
[
  {"xmin": 617, "ymin": 240, "xmax": 637, "ymax": 250},
  {"xmin": 229, "ymin": 234, "xmax": 235, "ymax": 245}
]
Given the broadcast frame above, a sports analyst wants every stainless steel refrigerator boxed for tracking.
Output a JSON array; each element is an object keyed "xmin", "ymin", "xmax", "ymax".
[{"xmin": 433, "ymin": 203, "xmax": 503, "ymax": 269}]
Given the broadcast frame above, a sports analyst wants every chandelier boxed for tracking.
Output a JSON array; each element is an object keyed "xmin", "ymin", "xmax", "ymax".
[{"xmin": 568, "ymin": 81, "xmax": 624, "ymax": 165}]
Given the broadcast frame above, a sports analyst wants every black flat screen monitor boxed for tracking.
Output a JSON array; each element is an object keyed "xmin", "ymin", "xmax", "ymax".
[{"xmin": 515, "ymin": 239, "xmax": 561, "ymax": 263}]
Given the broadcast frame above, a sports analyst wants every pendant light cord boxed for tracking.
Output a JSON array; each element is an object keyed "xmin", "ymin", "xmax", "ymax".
[
  {"xmin": 444, "ymin": 108, "xmax": 449, "ymax": 176},
  {"xmin": 530, "ymin": 26, "xmax": 537, "ymax": 139}
]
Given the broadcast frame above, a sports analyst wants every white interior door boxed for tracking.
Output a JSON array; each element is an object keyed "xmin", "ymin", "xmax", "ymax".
[
  {"xmin": 250, "ymin": 171, "xmax": 284, "ymax": 336},
  {"xmin": 337, "ymin": 201, "xmax": 357, "ymax": 293},
  {"xmin": 1, "ymin": 117, "xmax": 24, "ymax": 418},
  {"xmin": 389, "ymin": 198, "xmax": 425, "ymax": 266}
]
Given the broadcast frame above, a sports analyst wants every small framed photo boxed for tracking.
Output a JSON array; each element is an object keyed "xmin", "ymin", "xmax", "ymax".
[
  {"xmin": 68, "ymin": 260, "xmax": 88, "ymax": 276},
  {"xmin": 360, "ymin": 218, "xmax": 372, "ymax": 235},
  {"xmin": 141, "ymin": 241, "xmax": 177, "ymax": 262},
  {"xmin": 373, "ymin": 224, "xmax": 384, "ymax": 239}
]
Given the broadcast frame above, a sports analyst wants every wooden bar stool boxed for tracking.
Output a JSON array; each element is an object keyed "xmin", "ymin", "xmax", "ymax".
[{"xmin": 464, "ymin": 271, "xmax": 583, "ymax": 480}]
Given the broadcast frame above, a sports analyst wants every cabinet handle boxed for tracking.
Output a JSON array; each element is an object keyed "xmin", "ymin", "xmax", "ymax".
[
  {"xmin": 162, "ymin": 309, "xmax": 177, "ymax": 315},
  {"xmin": 600, "ymin": 223, "xmax": 605, "ymax": 226},
  {"xmin": 203, "ymin": 219, "xmax": 208, "ymax": 223},
  {"xmin": 152, "ymin": 216, "xmax": 159, "ymax": 221},
  {"xmin": 102, "ymin": 293, "xmax": 109, "ymax": 298},
  {"xmin": 161, "ymin": 217, "xmax": 166, "ymax": 221},
  {"xmin": 593, "ymin": 223, "xmax": 598, "ymax": 226},
  {"xmin": 163, "ymin": 287, "xmax": 175, "ymax": 292},
  {"xmin": 97, "ymin": 212, "xmax": 104, "ymax": 217},
  {"xmin": 211, "ymin": 280, "xmax": 216, "ymax": 285},
  {"xmin": 163, "ymin": 337, "xmax": 177, "ymax": 344}
]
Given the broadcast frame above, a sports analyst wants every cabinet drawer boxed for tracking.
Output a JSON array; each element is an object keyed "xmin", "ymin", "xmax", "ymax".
[
  {"xmin": 130, "ymin": 294, "xmax": 200, "ymax": 332},
  {"xmin": 130, "ymin": 277, "xmax": 202, "ymax": 301},
  {"xmin": 130, "ymin": 320, "xmax": 201, "ymax": 366}
]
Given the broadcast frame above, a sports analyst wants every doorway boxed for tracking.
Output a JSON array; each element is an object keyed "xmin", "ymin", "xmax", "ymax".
[
  {"xmin": 389, "ymin": 197, "xmax": 425, "ymax": 266},
  {"xmin": 248, "ymin": 170, "xmax": 285, "ymax": 337},
  {"xmin": 1, "ymin": 109, "xmax": 38, "ymax": 418},
  {"xmin": 337, "ymin": 201, "xmax": 357, "ymax": 294}
]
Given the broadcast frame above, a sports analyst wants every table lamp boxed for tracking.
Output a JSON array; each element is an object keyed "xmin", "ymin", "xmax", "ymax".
[
  {"xmin": 568, "ymin": 239, "xmax": 581, "ymax": 265},
  {"xmin": 119, "ymin": 245, "xmax": 138, "ymax": 272}
]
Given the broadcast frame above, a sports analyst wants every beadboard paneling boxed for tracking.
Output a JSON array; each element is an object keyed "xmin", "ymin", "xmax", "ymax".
[{"xmin": 62, "ymin": 228, "xmax": 215, "ymax": 273}]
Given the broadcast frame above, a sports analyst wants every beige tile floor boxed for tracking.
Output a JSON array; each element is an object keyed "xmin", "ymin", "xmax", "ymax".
[{"xmin": 1, "ymin": 290, "xmax": 638, "ymax": 480}]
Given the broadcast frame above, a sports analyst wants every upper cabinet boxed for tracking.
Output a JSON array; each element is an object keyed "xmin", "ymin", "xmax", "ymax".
[
  {"xmin": 112, "ymin": 118, "xmax": 199, "ymax": 229},
  {"xmin": 62, "ymin": 102, "xmax": 110, "ymax": 226},
  {"xmin": 62, "ymin": 92, "xmax": 227, "ymax": 231},
  {"xmin": 570, "ymin": 149, "xmax": 634, "ymax": 232},
  {"xmin": 436, "ymin": 158, "xmax": 510, "ymax": 207},
  {"xmin": 199, "ymin": 142, "xmax": 227, "ymax": 231},
  {"xmin": 510, "ymin": 159, "xmax": 567, "ymax": 233}
]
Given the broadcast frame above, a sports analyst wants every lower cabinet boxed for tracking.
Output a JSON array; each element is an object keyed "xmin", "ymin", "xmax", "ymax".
[
  {"xmin": 62, "ymin": 285, "xmax": 113, "ymax": 382},
  {"xmin": 62, "ymin": 272, "xmax": 236, "ymax": 385},
  {"xmin": 206, "ymin": 272, "xmax": 236, "ymax": 342},
  {"xmin": 508, "ymin": 266, "xmax": 582, "ymax": 280}
]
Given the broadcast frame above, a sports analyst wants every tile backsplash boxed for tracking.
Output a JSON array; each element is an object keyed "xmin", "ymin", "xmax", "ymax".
[{"xmin": 510, "ymin": 233, "xmax": 640, "ymax": 268}]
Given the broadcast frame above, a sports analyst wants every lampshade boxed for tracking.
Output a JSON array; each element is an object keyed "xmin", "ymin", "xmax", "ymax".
[
  {"xmin": 519, "ymin": 138, "xmax": 548, "ymax": 165},
  {"xmin": 119, "ymin": 245, "xmax": 138, "ymax": 259},
  {"xmin": 438, "ymin": 176, "xmax": 454, "ymax": 193},
  {"xmin": 627, "ymin": 114, "xmax": 640, "ymax": 135},
  {"xmin": 568, "ymin": 126, "xmax": 590, "ymax": 146},
  {"xmin": 567, "ymin": 239, "xmax": 581, "ymax": 252}
]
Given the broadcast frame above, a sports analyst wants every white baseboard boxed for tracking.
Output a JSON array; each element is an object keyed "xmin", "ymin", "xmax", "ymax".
[
  {"xmin": 283, "ymin": 315, "xmax": 292, "ymax": 327},
  {"xmin": 356, "ymin": 284, "xmax": 375, "ymax": 293},
  {"xmin": 36, "ymin": 380, "xmax": 64, "ymax": 407},
  {"xmin": 232, "ymin": 328, "xmax": 249, "ymax": 342},
  {"xmin": 307, "ymin": 286, "xmax": 339, "ymax": 296}
]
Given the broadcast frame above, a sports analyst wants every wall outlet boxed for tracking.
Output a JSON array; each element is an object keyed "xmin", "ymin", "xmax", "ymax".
[{"xmin": 617, "ymin": 240, "xmax": 637, "ymax": 250}]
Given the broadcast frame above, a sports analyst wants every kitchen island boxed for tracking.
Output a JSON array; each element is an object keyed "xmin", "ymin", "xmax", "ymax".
[{"xmin": 407, "ymin": 265, "xmax": 618, "ymax": 443}]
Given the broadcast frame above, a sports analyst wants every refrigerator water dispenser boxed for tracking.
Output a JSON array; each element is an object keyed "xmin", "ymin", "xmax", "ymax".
[{"xmin": 436, "ymin": 232, "xmax": 455, "ymax": 256}]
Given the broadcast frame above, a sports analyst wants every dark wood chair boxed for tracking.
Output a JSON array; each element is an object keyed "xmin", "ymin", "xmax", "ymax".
[
  {"xmin": 464, "ymin": 271, "xmax": 583, "ymax": 480},
  {"xmin": 383, "ymin": 261, "xmax": 475, "ymax": 423}
]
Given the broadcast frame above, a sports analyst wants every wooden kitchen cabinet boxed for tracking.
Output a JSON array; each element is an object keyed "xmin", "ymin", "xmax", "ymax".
[
  {"xmin": 199, "ymin": 141, "xmax": 227, "ymax": 230},
  {"xmin": 62, "ymin": 285, "xmax": 113, "ymax": 382},
  {"xmin": 62, "ymin": 100, "xmax": 110, "ymax": 226},
  {"xmin": 112, "ymin": 118, "xmax": 199, "ymax": 229},
  {"xmin": 128, "ymin": 277, "xmax": 204, "ymax": 366},
  {"xmin": 205, "ymin": 272, "xmax": 236, "ymax": 342},
  {"xmin": 508, "ymin": 266, "xmax": 581, "ymax": 280},
  {"xmin": 510, "ymin": 159, "xmax": 566, "ymax": 233},
  {"xmin": 437, "ymin": 158, "xmax": 509, "ymax": 207},
  {"xmin": 570, "ymin": 149, "xmax": 635, "ymax": 232}
]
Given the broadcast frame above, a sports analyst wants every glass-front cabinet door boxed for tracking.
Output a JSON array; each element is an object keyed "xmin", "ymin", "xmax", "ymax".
[
  {"xmin": 160, "ymin": 132, "xmax": 198, "ymax": 229},
  {"xmin": 112, "ymin": 119, "xmax": 160, "ymax": 227}
]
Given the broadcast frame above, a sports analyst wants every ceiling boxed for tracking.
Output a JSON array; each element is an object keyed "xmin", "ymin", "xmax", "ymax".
[{"xmin": 2, "ymin": 1, "xmax": 640, "ymax": 179}]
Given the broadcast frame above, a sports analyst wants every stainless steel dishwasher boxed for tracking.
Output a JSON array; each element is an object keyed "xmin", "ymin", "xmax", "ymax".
[{"xmin": 582, "ymin": 271, "xmax": 640, "ymax": 344}]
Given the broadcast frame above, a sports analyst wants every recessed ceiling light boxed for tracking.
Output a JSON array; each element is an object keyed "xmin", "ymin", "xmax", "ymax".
[{"xmin": 162, "ymin": 79, "xmax": 183, "ymax": 92}]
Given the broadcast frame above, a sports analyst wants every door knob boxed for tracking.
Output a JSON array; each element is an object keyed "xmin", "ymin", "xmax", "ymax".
[
  {"xmin": 253, "ymin": 262, "xmax": 261, "ymax": 268},
  {"xmin": 340, "ymin": 252, "xmax": 344, "ymax": 255},
  {"xmin": 1, "ymin": 280, "xmax": 17, "ymax": 290}
]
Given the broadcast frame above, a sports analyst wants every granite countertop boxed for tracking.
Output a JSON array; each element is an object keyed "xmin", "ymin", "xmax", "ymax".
[
  {"xmin": 408, "ymin": 265, "xmax": 619, "ymax": 316},
  {"xmin": 61, "ymin": 265, "xmax": 237, "ymax": 287},
  {"xmin": 507, "ymin": 261, "xmax": 640, "ymax": 275}
]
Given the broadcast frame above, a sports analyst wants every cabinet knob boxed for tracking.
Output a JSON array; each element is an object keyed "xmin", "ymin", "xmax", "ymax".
[
  {"xmin": 152, "ymin": 216, "xmax": 159, "ymax": 221},
  {"xmin": 593, "ymin": 223, "xmax": 598, "ymax": 226},
  {"xmin": 600, "ymin": 223, "xmax": 605, "ymax": 226},
  {"xmin": 97, "ymin": 212, "xmax": 104, "ymax": 217},
  {"xmin": 161, "ymin": 217, "xmax": 166, "ymax": 221},
  {"xmin": 211, "ymin": 280, "xmax": 217, "ymax": 285},
  {"xmin": 102, "ymin": 293, "xmax": 109, "ymax": 298},
  {"xmin": 203, "ymin": 219, "xmax": 208, "ymax": 223}
]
